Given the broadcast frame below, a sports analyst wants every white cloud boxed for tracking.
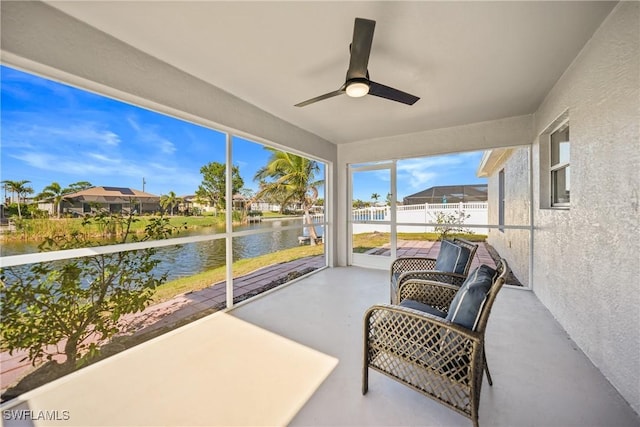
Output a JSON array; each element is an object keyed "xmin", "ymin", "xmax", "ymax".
[
  {"xmin": 397, "ymin": 152, "xmax": 484, "ymax": 191},
  {"xmin": 2, "ymin": 120, "xmax": 121, "ymax": 149},
  {"xmin": 8, "ymin": 152, "xmax": 54, "ymax": 170},
  {"xmin": 126, "ymin": 115, "xmax": 141, "ymax": 132},
  {"xmin": 397, "ymin": 158, "xmax": 447, "ymax": 190},
  {"xmin": 5, "ymin": 118, "xmax": 188, "ymax": 192},
  {"xmin": 44, "ymin": 123, "xmax": 121, "ymax": 146},
  {"xmin": 11, "ymin": 151, "xmax": 118, "ymax": 176},
  {"xmin": 158, "ymin": 139, "xmax": 176, "ymax": 154},
  {"xmin": 101, "ymin": 131, "xmax": 121, "ymax": 146},
  {"xmin": 147, "ymin": 162, "xmax": 178, "ymax": 174},
  {"xmin": 125, "ymin": 116, "xmax": 176, "ymax": 154},
  {"xmin": 86, "ymin": 152, "xmax": 119, "ymax": 163}
]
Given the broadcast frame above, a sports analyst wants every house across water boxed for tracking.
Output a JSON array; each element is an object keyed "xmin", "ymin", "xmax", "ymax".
[{"xmin": 38, "ymin": 186, "xmax": 161, "ymax": 216}]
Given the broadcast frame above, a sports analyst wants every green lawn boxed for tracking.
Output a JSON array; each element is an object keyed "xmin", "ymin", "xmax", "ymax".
[
  {"xmin": 152, "ymin": 243, "xmax": 324, "ymax": 303},
  {"xmin": 260, "ymin": 211, "xmax": 302, "ymax": 219}
]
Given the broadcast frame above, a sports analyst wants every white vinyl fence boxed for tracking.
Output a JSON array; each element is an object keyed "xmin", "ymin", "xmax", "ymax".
[{"xmin": 352, "ymin": 202, "xmax": 488, "ymax": 235}]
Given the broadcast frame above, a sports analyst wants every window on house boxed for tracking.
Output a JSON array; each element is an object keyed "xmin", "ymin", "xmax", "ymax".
[
  {"xmin": 550, "ymin": 123, "xmax": 570, "ymax": 206},
  {"xmin": 498, "ymin": 169, "xmax": 505, "ymax": 232}
]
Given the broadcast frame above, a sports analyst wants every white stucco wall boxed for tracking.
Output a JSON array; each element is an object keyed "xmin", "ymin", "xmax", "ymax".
[
  {"xmin": 531, "ymin": 2, "xmax": 640, "ymax": 413},
  {"xmin": 485, "ymin": 147, "xmax": 531, "ymax": 287}
]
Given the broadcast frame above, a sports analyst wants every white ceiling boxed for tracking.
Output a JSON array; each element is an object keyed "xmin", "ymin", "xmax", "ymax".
[{"xmin": 46, "ymin": 1, "xmax": 616, "ymax": 145}]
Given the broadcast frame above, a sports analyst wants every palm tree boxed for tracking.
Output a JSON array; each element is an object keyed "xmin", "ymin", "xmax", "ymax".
[
  {"xmin": 36, "ymin": 182, "xmax": 70, "ymax": 218},
  {"xmin": 254, "ymin": 149, "xmax": 323, "ymax": 245},
  {"xmin": 1, "ymin": 179, "xmax": 33, "ymax": 219},
  {"xmin": 160, "ymin": 191, "xmax": 182, "ymax": 216},
  {"xmin": 256, "ymin": 179, "xmax": 288, "ymax": 213},
  {"xmin": 371, "ymin": 193, "xmax": 380, "ymax": 205}
]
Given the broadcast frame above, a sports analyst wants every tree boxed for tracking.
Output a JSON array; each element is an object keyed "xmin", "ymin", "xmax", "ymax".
[
  {"xmin": 0, "ymin": 211, "xmax": 176, "ymax": 369},
  {"xmin": 160, "ymin": 191, "xmax": 183, "ymax": 216},
  {"xmin": 195, "ymin": 162, "xmax": 244, "ymax": 211},
  {"xmin": 237, "ymin": 188, "xmax": 256, "ymax": 218},
  {"xmin": 67, "ymin": 181, "xmax": 93, "ymax": 192},
  {"xmin": 1, "ymin": 180, "xmax": 34, "ymax": 219},
  {"xmin": 35, "ymin": 182, "xmax": 70, "ymax": 218},
  {"xmin": 371, "ymin": 193, "xmax": 380, "ymax": 204},
  {"xmin": 254, "ymin": 149, "xmax": 323, "ymax": 245}
]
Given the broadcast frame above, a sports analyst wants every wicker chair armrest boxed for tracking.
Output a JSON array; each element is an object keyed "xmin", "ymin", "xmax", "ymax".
[
  {"xmin": 398, "ymin": 279, "xmax": 460, "ymax": 313},
  {"xmin": 364, "ymin": 304, "xmax": 482, "ymax": 343},
  {"xmin": 391, "ymin": 257, "xmax": 437, "ymax": 276},
  {"xmin": 398, "ymin": 270, "xmax": 467, "ymax": 287}
]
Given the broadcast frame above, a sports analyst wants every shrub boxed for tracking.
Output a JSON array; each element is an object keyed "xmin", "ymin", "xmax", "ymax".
[
  {"xmin": 0, "ymin": 212, "xmax": 177, "ymax": 369},
  {"xmin": 430, "ymin": 210, "xmax": 473, "ymax": 240}
]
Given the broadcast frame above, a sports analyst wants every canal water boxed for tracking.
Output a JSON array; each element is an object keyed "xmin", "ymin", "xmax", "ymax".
[{"xmin": 1, "ymin": 218, "xmax": 318, "ymax": 281}]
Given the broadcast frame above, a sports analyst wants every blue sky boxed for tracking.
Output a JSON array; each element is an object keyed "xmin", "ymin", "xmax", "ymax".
[
  {"xmin": 352, "ymin": 152, "xmax": 486, "ymax": 203},
  {"xmin": 1, "ymin": 65, "xmax": 485, "ymax": 202}
]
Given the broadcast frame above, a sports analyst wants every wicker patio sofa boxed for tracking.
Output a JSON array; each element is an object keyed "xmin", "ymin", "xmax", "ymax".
[
  {"xmin": 390, "ymin": 237, "xmax": 479, "ymax": 304},
  {"xmin": 364, "ymin": 259, "xmax": 510, "ymax": 427}
]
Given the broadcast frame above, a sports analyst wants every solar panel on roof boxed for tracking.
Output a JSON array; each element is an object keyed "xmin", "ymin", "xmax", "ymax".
[{"xmin": 103, "ymin": 187, "xmax": 135, "ymax": 195}]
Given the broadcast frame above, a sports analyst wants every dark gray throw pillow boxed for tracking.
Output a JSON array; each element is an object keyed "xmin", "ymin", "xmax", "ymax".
[
  {"xmin": 434, "ymin": 240, "xmax": 471, "ymax": 274},
  {"xmin": 445, "ymin": 265, "xmax": 497, "ymax": 330}
]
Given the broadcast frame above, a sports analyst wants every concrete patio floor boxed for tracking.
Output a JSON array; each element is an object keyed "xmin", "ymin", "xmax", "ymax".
[
  {"xmin": 0, "ymin": 240, "xmax": 507, "ymax": 395},
  {"xmin": 2, "ymin": 266, "xmax": 638, "ymax": 426},
  {"xmin": 232, "ymin": 267, "xmax": 639, "ymax": 427}
]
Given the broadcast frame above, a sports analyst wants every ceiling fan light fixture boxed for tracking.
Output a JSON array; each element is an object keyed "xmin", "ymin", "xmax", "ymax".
[{"xmin": 346, "ymin": 79, "xmax": 369, "ymax": 97}]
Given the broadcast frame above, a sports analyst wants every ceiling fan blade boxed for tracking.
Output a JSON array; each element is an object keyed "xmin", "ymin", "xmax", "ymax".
[
  {"xmin": 295, "ymin": 88, "xmax": 345, "ymax": 107},
  {"xmin": 346, "ymin": 18, "xmax": 376, "ymax": 81},
  {"xmin": 369, "ymin": 81, "xmax": 420, "ymax": 105}
]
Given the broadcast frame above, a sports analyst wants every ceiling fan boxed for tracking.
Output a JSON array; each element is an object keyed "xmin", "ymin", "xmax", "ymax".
[{"xmin": 295, "ymin": 17, "xmax": 420, "ymax": 107}]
